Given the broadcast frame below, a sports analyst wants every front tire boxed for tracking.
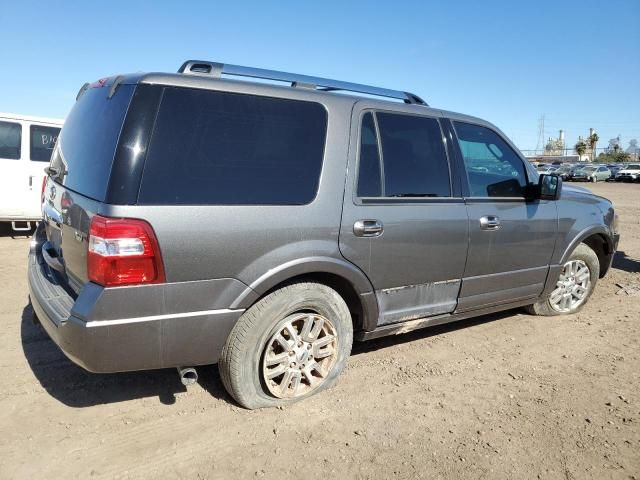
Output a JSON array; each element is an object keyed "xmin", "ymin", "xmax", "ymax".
[
  {"xmin": 219, "ymin": 282, "xmax": 353, "ymax": 409},
  {"xmin": 526, "ymin": 243, "xmax": 599, "ymax": 316}
]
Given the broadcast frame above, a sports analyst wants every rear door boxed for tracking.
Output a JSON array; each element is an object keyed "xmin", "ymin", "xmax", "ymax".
[
  {"xmin": 450, "ymin": 120, "xmax": 558, "ymax": 311},
  {"xmin": 339, "ymin": 105, "xmax": 469, "ymax": 326},
  {"xmin": 0, "ymin": 119, "xmax": 25, "ymax": 218},
  {"xmin": 25, "ymin": 123, "xmax": 60, "ymax": 218}
]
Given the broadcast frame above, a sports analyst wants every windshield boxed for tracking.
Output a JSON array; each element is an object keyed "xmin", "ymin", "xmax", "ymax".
[{"xmin": 627, "ymin": 164, "xmax": 640, "ymax": 170}]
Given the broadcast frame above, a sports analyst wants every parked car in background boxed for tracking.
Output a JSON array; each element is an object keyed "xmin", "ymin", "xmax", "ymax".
[
  {"xmin": 571, "ymin": 165, "xmax": 611, "ymax": 183},
  {"xmin": 616, "ymin": 164, "xmax": 640, "ymax": 182},
  {"xmin": 29, "ymin": 61, "xmax": 619, "ymax": 409},
  {"xmin": 537, "ymin": 165, "xmax": 558, "ymax": 174},
  {"xmin": 564, "ymin": 165, "xmax": 586, "ymax": 181},
  {"xmin": 0, "ymin": 113, "xmax": 63, "ymax": 232},
  {"xmin": 606, "ymin": 165, "xmax": 624, "ymax": 181},
  {"xmin": 552, "ymin": 164, "xmax": 575, "ymax": 180}
]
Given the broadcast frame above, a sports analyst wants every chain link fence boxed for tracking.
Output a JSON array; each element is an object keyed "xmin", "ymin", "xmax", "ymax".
[{"xmin": 520, "ymin": 147, "xmax": 639, "ymax": 163}]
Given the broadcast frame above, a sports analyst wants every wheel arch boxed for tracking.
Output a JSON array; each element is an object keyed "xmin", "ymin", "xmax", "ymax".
[
  {"xmin": 560, "ymin": 226, "xmax": 614, "ymax": 278},
  {"xmin": 230, "ymin": 257, "xmax": 380, "ymax": 333}
]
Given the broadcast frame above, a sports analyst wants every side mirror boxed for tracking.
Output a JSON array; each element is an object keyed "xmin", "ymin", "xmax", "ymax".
[{"xmin": 537, "ymin": 173, "xmax": 562, "ymax": 200}]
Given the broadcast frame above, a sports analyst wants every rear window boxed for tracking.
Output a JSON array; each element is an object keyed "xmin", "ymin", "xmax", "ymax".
[
  {"xmin": 51, "ymin": 84, "xmax": 135, "ymax": 201},
  {"xmin": 30, "ymin": 125, "xmax": 60, "ymax": 162},
  {"xmin": 138, "ymin": 87, "xmax": 327, "ymax": 205},
  {"xmin": 356, "ymin": 112, "xmax": 451, "ymax": 198},
  {"xmin": 376, "ymin": 112, "xmax": 451, "ymax": 197}
]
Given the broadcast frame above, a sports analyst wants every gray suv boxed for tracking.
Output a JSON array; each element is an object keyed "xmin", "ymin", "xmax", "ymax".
[{"xmin": 29, "ymin": 61, "xmax": 619, "ymax": 409}]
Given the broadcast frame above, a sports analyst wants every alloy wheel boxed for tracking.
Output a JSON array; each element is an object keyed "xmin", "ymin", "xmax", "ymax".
[
  {"xmin": 262, "ymin": 313, "xmax": 338, "ymax": 399},
  {"xmin": 549, "ymin": 259, "xmax": 591, "ymax": 313}
]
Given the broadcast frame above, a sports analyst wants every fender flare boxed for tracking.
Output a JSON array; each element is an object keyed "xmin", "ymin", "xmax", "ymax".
[
  {"xmin": 559, "ymin": 225, "xmax": 613, "ymax": 265},
  {"xmin": 229, "ymin": 256, "xmax": 379, "ymax": 330}
]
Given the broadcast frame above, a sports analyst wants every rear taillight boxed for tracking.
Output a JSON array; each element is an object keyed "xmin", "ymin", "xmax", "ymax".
[
  {"xmin": 87, "ymin": 215, "xmax": 165, "ymax": 287},
  {"xmin": 41, "ymin": 176, "xmax": 47, "ymax": 204}
]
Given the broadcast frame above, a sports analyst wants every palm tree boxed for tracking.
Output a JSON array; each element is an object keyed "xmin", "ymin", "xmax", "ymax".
[
  {"xmin": 588, "ymin": 132, "xmax": 599, "ymax": 161},
  {"xmin": 575, "ymin": 140, "xmax": 587, "ymax": 159}
]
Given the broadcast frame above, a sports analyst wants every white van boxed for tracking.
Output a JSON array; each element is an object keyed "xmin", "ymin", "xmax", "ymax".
[{"xmin": 0, "ymin": 113, "xmax": 63, "ymax": 231}]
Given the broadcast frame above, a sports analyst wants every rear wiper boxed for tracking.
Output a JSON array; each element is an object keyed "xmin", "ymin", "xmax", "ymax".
[{"xmin": 388, "ymin": 193, "xmax": 438, "ymax": 197}]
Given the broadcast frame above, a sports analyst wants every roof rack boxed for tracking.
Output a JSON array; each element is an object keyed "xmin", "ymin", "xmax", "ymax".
[{"xmin": 178, "ymin": 60, "xmax": 427, "ymax": 106}]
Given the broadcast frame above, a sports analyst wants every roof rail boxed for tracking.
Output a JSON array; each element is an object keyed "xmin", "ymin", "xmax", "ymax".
[{"xmin": 177, "ymin": 60, "xmax": 428, "ymax": 106}]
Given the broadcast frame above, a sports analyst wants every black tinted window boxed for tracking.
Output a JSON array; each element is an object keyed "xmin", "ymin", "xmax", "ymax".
[
  {"xmin": 357, "ymin": 113, "xmax": 382, "ymax": 197},
  {"xmin": 376, "ymin": 112, "xmax": 450, "ymax": 197},
  {"xmin": 139, "ymin": 87, "xmax": 327, "ymax": 205},
  {"xmin": 0, "ymin": 121, "xmax": 21, "ymax": 160},
  {"xmin": 454, "ymin": 122, "xmax": 527, "ymax": 197},
  {"xmin": 51, "ymin": 84, "xmax": 135, "ymax": 201},
  {"xmin": 30, "ymin": 125, "xmax": 60, "ymax": 162}
]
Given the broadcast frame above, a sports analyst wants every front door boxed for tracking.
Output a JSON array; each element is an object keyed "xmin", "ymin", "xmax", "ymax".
[
  {"xmin": 0, "ymin": 119, "xmax": 25, "ymax": 218},
  {"xmin": 450, "ymin": 120, "xmax": 558, "ymax": 311},
  {"xmin": 339, "ymin": 106, "xmax": 469, "ymax": 326}
]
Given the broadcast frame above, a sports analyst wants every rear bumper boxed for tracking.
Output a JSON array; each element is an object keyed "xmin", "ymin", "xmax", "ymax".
[{"xmin": 28, "ymin": 247, "xmax": 244, "ymax": 373}]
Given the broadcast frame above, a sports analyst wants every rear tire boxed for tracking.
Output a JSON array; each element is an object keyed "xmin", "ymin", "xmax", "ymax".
[
  {"xmin": 526, "ymin": 243, "xmax": 599, "ymax": 316},
  {"xmin": 219, "ymin": 282, "xmax": 353, "ymax": 409}
]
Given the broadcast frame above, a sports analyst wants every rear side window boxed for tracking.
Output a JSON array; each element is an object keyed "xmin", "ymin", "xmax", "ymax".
[
  {"xmin": 357, "ymin": 112, "xmax": 451, "ymax": 198},
  {"xmin": 30, "ymin": 125, "xmax": 60, "ymax": 162},
  {"xmin": 0, "ymin": 121, "xmax": 21, "ymax": 160},
  {"xmin": 51, "ymin": 84, "xmax": 135, "ymax": 201},
  {"xmin": 356, "ymin": 113, "xmax": 382, "ymax": 197},
  {"xmin": 138, "ymin": 87, "xmax": 328, "ymax": 205}
]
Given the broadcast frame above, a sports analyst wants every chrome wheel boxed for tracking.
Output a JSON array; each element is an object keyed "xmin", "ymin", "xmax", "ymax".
[
  {"xmin": 262, "ymin": 313, "xmax": 338, "ymax": 399},
  {"xmin": 549, "ymin": 259, "xmax": 591, "ymax": 313}
]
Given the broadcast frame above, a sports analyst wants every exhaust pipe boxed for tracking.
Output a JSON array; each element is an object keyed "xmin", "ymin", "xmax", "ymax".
[{"xmin": 177, "ymin": 366, "xmax": 198, "ymax": 386}]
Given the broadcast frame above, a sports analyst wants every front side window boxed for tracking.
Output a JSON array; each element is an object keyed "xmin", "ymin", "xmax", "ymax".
[
  {"xmin": 454, "ymin": 122, "xmax": 527, "ymax": 197},
  {"xmin": 30, "ymin": 125, "xmax": 60, "ymax": 162},
  {"xmin": 356, "ymin": 111, "xmax": 451, "ymax": 198},
  {"xmin": 0, "ymin": 121, "xmax": 21, "ymax": 160}
]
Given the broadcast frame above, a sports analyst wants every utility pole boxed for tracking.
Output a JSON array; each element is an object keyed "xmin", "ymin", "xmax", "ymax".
[{"xmin": 536, "ymin": 114, "xmax": 545, "ymax": 155}]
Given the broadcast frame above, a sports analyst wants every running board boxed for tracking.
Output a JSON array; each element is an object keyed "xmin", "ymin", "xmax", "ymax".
[{"xmin": 356, "ymin": 297, "xmax": 536, "ymax": 341}]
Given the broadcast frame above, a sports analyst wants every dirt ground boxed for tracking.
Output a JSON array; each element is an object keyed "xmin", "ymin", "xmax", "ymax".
[{"xmin": 0, "ymin": 182, "xmax": 638, "ymax": 480}]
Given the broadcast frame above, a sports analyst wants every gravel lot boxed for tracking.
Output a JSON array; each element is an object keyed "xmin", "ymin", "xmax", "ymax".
[{"xmin": 0, "ymin": 182, "xmax": 638, "ymax": 480}]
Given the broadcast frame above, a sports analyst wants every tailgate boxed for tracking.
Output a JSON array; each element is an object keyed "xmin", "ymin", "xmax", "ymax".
[
  {"xmin": 42, "ymin": 180, "xmax": 100, "ymax": 292},
  {"xmin": 40, "ymin": 80, "xmax": 136, "ymax": 292}
]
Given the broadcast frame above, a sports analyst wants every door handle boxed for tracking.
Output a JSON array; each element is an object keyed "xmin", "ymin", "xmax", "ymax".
[
  {"xmin": 29, "ymin": 175, "xmax": 34, "ymax": 189},
  {"xmin": 479, "ymin": 215, "xmax": 501, "ymax": 230},
  {"xmin": 354, "ymin": 220, "xmax": 384, "ymax": 237}
]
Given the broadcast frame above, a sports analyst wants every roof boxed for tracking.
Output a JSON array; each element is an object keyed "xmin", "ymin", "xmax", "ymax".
[{"xmin": 0, "ymin": 112, "xmax": 64, "ymax": 125}]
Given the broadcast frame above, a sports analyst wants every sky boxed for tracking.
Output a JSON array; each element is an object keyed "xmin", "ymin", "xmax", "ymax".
[{"xmin": 1, "ymin": 0, "xmax": 638, "ymax": 152}]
